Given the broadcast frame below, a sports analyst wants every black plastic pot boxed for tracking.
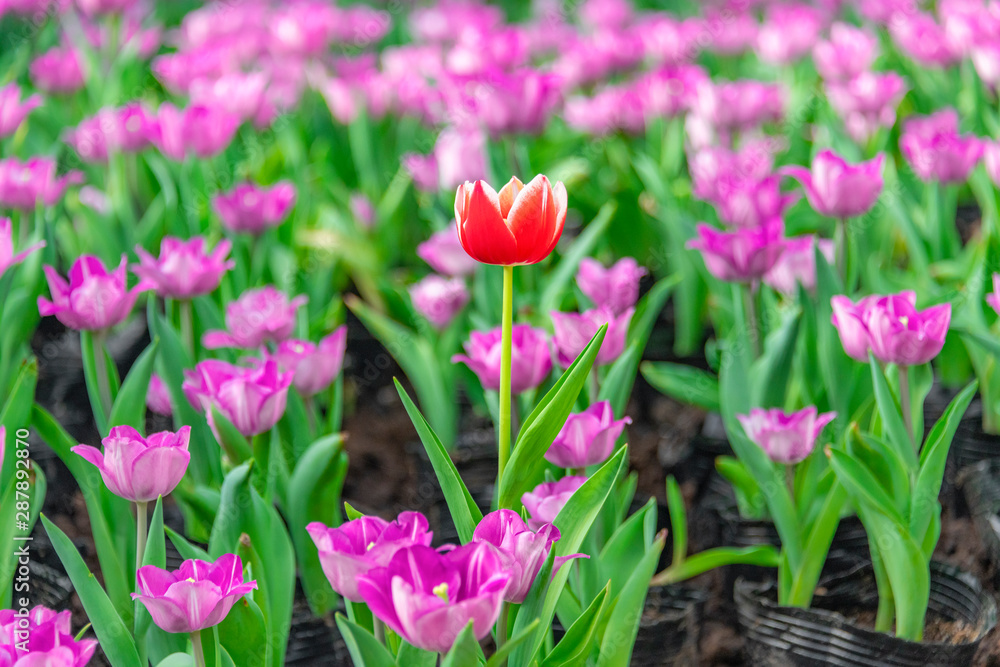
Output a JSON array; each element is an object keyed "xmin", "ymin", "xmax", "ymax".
[
  {"xmin": 960, "ymin": 459, "xmax": 1000, "ymax": 586},
  {"xmin": 631, "ymin": 585, "xmax": 707, "ymax": 666},
  {"xmin": 735, "ymin": 562, "xmax": 998, "ymax": 666},
  {"xmin": 950, "ymin": 400, "xmax": 1000, "ymax": 473}
]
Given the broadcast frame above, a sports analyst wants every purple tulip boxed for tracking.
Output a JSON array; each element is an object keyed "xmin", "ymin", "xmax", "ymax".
[
  {"xmin": 545, "ymin": 401, "xmax": 631, "ymax": 469},
  {"xmin": 900, "ymin": 109, "xmax": 983, "ymax": 184},
  {"xmin": 404, "ymin": 125, "xmax": 488, "ymax": 193},
  {"xmin": 65, "ymin": 104, "xmax": 156, "ymax": 162},
  {"xmin": 72, "ymin": 426, "xmax": 190, "ymax": 502},
  {"xmin": 693, "ymin": 79, "xmax": 785, "ymax": 133},
  {"xmin": 831, "ymin": 291, "xmax": 952, "ymax": 366},
  {"xmin": 826, "ymin": 72, "xmax": 908, "ymax": 145},
  {"xmin": 38, "ymin": 255, "xmax": 150, "ymax": 331},
  {"xmin": 987, "ymin": 273, "xmax": 1000, "ymax": 317},
  {"xmin": 213, "ymin": 181, "xmax": 297, "ymax": 235},
  {"xmin": 152, "ymin": 102, "xmax": 240, "ymax": 161},
  {"xmin": 409, "ymin": 275, "xmax": 469, "ymax": 330},
  {"xmin": 350, "ymin": 193, "xmax": 376, "ymax": 229},
  {"xmin": 713, "ymin": 175, "xmax": 797, "ymax": 230},
  {"xmin": 689, "ymin": 142, "xmax": 776, "ymax": 204},
  {"xmin": 687, "ymin": 219, "xmax": 786, "ymax": 284},
  {"xmin": 417, "ymin": 227, "xmax": 479, "ymax": 277},
  {"xmin": 522, "ymin": 476, "xmax": 587, "ymax": 531},
  {"xmin": 0, "ymin": 218, "xmax": 45, "ymax": 278},
  {"xmin": 551, "ymin": 306, "xmax": 633, "ymax": 368},
  {"xmin": 0, "ymin": 84, "xmax": 41, "ymax": 138},
  {"xmin": 307, "ymin": 511, "xmax": 433, "ymax": 602},
  {"xmin": 74, "ymin": 0, "xmax": 136, "ymax": 15},
  {"xmin": 0, "ymin": 157, "xmax": 83, "ymax": 210},
  {"xmin": 453, "ymin": 324, "xmax": 552, "ymax": 395},
  {"xmin": 133, "ymin": 554, "xmax": 258, "ymax": 634},
  {"xmin": 189, "ymin": 72, "xmax": 268, "ymax": 125},
  {"xmin": 763, "ymin": 235, "xmax": 835, "ymax": 295},
  {"xmin": 29, "ymin": 46, "xmax": 85, "ymax": 94},
  {"xmin": 813, "ymin": 23, "xmax": 879, "ymax": 81},
  {"xmin": 986, "ymin": 141, "xmax": 1000, "ymax": 188},
  {"xmin": 0, "ymin": 606, "xmax": 97, "ymax": 666},
  {"xmin": 737, "ymin": 407, "xmax": 836, "ymax": 465},
  {"xmin": 756, "ymin": 4, "xmax": 825, "ymax": 66},
  {"xmin": 183, "ymin": 359, "xmax": 293, "ymax": 437},
  {"xmin": 782, "ymin": 150, "xmax": 884, "ymax": 219},
  {"xmin": 890, "ymin": 11, "xmax": 960, "ymax": 68},
  {"xmin": 357, "ymin": 543, "xmax": 510, "ymax": 654},
  {"xmin": 702, "ymin": 8, "xmax": 758, "ymax": 55},
  {"xmin": 576, "ymin": 257, "xmax": 647, "ymax": 316},
  {"xmin": 271, "ymin": 327, "xmax": 347, "ymax": 397},
  {"xmin": 133, "ymin": 237, "xmax": 234, "ymax": 300},
  {"xmin": 202, "ymin": 286, "xmax": 306, "ymax": 350},
  {"xmin": 147, "ymin": 373, "xmax": 173, "ymax": 417}
]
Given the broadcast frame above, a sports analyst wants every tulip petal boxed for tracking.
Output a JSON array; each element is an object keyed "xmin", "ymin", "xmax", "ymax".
[
  {"xmin": 457, "ymin": 180, "xmax": 516, "ymax": 265},
  {"xmin": 505, "ymin": 174, "xmax": 557, "ymax": 265}
]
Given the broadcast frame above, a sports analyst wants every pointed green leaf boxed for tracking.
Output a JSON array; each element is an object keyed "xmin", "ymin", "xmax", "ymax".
[
  {"xmin": 640, "ymin": 361, "xmax": 720, "ymax": 412},
  {"xmin": 108, "ymin": 339, "xmax": 160, "ymax": 434},
  {"xmin": 541, "ymin": 587, "xmax": 609, "ymax": 667},
  {"xmin": 335, "ymin": 615, "xmax": 397, "ymax": 667}
]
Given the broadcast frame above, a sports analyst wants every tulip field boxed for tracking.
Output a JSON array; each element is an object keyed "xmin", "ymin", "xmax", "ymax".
[{"xmin": 7, "ymin": 0, "xmax": 1000, "ymax": 665}]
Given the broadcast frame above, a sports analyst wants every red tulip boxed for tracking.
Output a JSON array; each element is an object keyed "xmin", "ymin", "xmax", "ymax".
[{"xmin": 455, "ymin": 174, "xmax": 567, "ymax": 266}]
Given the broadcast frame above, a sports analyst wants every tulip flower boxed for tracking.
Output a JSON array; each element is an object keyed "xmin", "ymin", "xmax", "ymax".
[
  {"xmin": 202, "ymin": 286, "xmax": 306, "ymax": 350},
  {"xmin": 756, "ymin": 4, "xmax": 825, "ymax": 66},
  {"xmin": 985, "ymin": 141, "xmax": 1000, "ymax": 188},
  {"xmin": 406, "ymin": 125, "xmax": 489, "ymax": 193},
  {"xmin": 576, "ymin": 257, "xmax": 647, "ymax": 315},
  {"xmin": 453, "ymin": 324, "xmax": 552, "ymax": 395},
  {"xmin": 687, "ymin": 219, "xmax": 786, "ymax": 284},
  {"xmin": 72, "ymin": 425, "xmax": 191, "ymax": 502},
  {"xmin": 183, "ymin": 359, "xmax": 293, "ymax": 437},
  {"xmin": 0, "ymin": 218, "xmax": 45, "ymax": 278},
  {"xmin": 0, "ymin": 157, "xmax": 83, "ymax": 210},
  {"xmin": 703, "ymin": 8, "xmax": 758, "ymax": 55},
  {"xmin": 545, "ymin": 401, "xmax": 631, "ymax": 469},
  {"xmin": 689, "ymin": 142, "xmax": 775, "ymax": 204},
  {"xmin": 350, "ymin": 192, "xmax": 376, "ymax": 229},
  {"xmin": 409, "ymin": 275, "xmax": 470, "ymax": 329},
  {"xmin": 692, "ymin": 79, "xmax": 785, "ymax": 133},
  {"xmin": 713, "ymin": 175, "xmax": 797, "ymax": 230},
  {"xmin": 900, "ymin": 110, "xmax": 983, "ymax": 184},
  {"xmin": 133, "ymin": 237, "xmax": 234, "ymax": 300},
  {"xmin": 986, "ymin": 273, "xmax": 1000, "ymax": 317},
  {"xmin": 307, "ymin": 511, "xmax": 433, "ymax": 602},
  {"xmin": 147, "ymin": 373, "xmax": 173, "ymax": 417},
  {"xmin": 417, "ymin": 227, "xmax": 479, "ymax": 276},
  {"xmin": 0, "ymin": 606, "xmax": 97, "ymax": 667},
  {"xmin": 38, "ymin": 255, "xmax": 150, "ymax": 331},
  {"xmin": 65, "ymin": 104, "xmax": 156, "ymax": 162},
  {"xmin": 826, "ymin": 72, "xmax": 908, "ymax": 145},
  {"xmin": 75, "ymin": 0, "xmax": 136, "ymax": 15},
  {"xmin": 189, "ymin": 72, "xmax": 268, "ymax": 125},
  {"xmin": 522, "ymin": 476, "xmax": 587, "ymax": 531},
  {"xmin": 737, "ymin": 407, "xmax": 836, "ymax": 465},
  {"xmin": 213, "ymin": 181, "xmax": 297, "ymax": 235},
  {"xmin": 813, "ymin": 23, "xmax": 879, "ymax": 81},
  {"xmin": 551, "ymin": 306, "xmax": 633, "ymax": 368},
  {"xmin": 0, "ymin": 84, "xmax": 41, "ymax": 138},
  {"xmin": 29, "ymin": 46, "xmax": 85, "ymax": 94},
  {"xmin": 764, "ymin": 235, "xmax": 835, "ymax": 296},
  {"xmin": 271, "ymin": 327, "xmax": 347, "ymax": 397},
  {"xmin": 133, "ymin": 554, "xmax": 258, "ymax": 637},
  {"xmin": 782, "ymin": 150, "xmax": 885, "ymax": 219},
  {"xmin": 830, "ymin": 291, "xmax": 952, "ymax": 366},
  {"xmin": 152, "ymin": 102, "xmax": 240, "ymax": 161},
  {"xmin": 890, "ymin": 12, "xmax": 961, "ymax": 69},
  {"xmin": 356, "ymin": 543, "xmax": 511, "ymax": 653}
]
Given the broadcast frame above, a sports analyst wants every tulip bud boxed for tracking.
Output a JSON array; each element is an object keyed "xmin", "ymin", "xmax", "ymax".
[
  {"xmin": 737, "ymin": 407, "xmax": 836, "ymax": 465},
  {"xmin": 453, "ymin": 324, "xmax": 552, "ymax": 394},
  {"xmin": 781, "ymin": 150, "xmax": 884, "ymax": 219},
  {"xmin": 522, "ymin": 476, "xmax": 587, "ymax": 531},
  {"xmin": 72, "ymin": 426, "xmax": 191, "ymax": 502},
  {"xmin": 545, "ymin": 401, "xmax": 631, "ymax": 469}
]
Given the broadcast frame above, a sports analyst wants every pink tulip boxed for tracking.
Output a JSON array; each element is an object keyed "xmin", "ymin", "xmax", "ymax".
[
  {"xmin": 213, "ymin": 182, "xmax": 296, "ymax": 235},
  {"xmin": 202, "ymin": 286, "xmax": 306, "ymax": 350},
  {"xmin": 152, "ymin": 102, "xmax": 240, "ymax": 161},
  {"xmin": 551, "ymin": 306, "xmax": 633, "ymax": 368},
  {"xmin": 576, "ymin": 257, "xmax": 646, "ymax": 316},
  {"xmin": 688, "ymin": 219, "xmax": 786, "ymax": 284},
  {"xmin": 764, "ymin": 235, "xmax": 835, "ymax": 295},
  {"xmin": 453, "ymin": 324, "xmax": 552, "ymax": 395},
  {"xmin": 0, "ymin": 157, "xmax": 83, "ymax": 210},
  {"xmin": 522, "ymin": 476, "xmax": 587, "ymax": 531},
  {"xmin": 147, "ymin": 373, "xmax": 173, "ymax": 417},
  {"xmin": 813, "ymin": 23, "xmax": 878, "ymax": 80},
  {"xmin": 985, "ymin": 140, "xmax": 1000, "ymax": 187},
  {"xmin": 307, "ymin": 511, "xmax": 433, "ymax": 602},
  {"xmin": 133, "ymin": 236, "xmax": 234, "ymax": 299},
  {"xmin": 434, "ymin": 125, "xmax": 488, "ymax": 192},
  {"xmin": 900, "ymin": 109, "xmax": 983, "ymax": 184},
  {"xmin": 737, "ymin": 407, "xmax": 836, "ymax": 465},
  {"xmin": 72, "ymin": 426, "xmax": 190, "ymax": 502},
  {"xmin": 417, "ymin": 227, "xmax": 479, "ymax": 276},
  {"xmin": 350, "ymin": 193, "xmax": 376, "ymax": 229},
  {"xmin": 826, "ymin": 72, "xmax": 908, "ymax": 145},
  {"xmin": 890, "ymin": 12, "xmax": 961, "ymax": 68},
  {"xmin": 38, "ymin": 255, "xmax": 150, "ymax": 331},
  {"xmin": 403, "ymin": 152, "xmax": 441, "ymax": 193},
  {"xmin": 189, "ymin": 72, "xmax": 268, "ymax": 125},
  {"xmin": 756, "ymin": 4, "xmax": 825, "ymax": 66},
  {"xmin": 689, "ymin": 142, "xmax": 776, "ymax": 204},
  {"xmin": 987, "ymin": 273, "xmax": 1000, "ymax": 316},
  {"xmin": 357, "ymin": 543, "xmax": 510, "ymax": 654},
  {"xmin": 0, "ymin": 218, "xmax": 44, "ymax": 277},
  {"xmin": 693, "ymin": 79, "xmax": 785, "ymax": 133},
  {"xmin": 702, "ymin": 8, "xmax": 758, "ymax": 55},
  {"xmin": 409, "ymin": 275, "xmax": 469, "ymax": 330},
  {"xmin": 782, "ymin": 150, "xmax": 884, "ymax": 219},
  {"xmin": 183, "ymin": 359, "xmax": 292, "ymax": 437},
  {"xmin": 74, "ymin": 0, "xmax": 136, "ymax": 15},
  {"xmin": 972, "ymin": 41, "xmax": 1000, "ymax": 88},
  {"xmin": 859, "ymin": 0, "xmax": 919, "ymax": 24},
  {"xmin": 271, "ymin": 327, "xmax": 347, "ymax": 397},
  {"xmin": 0, "ymin": 84, "xmax": 41, "ymax": 138},
  {"xmin": 545, "ymin": 401, "xmax": 631, "ymax": 469},
  {"xmin": 831, "ymin": 291, "xmax": 952, "ymax": 365},
  {"xmin": 29, "ymin": 46, "xmax": 84, "ymax": 94},
  {"xmin": 0, "ymin": 606, "xmax": 97, "ymax": 667},
  {"xmin": 461, "ymin": 69, "xmax": 562, "ymax": 136},
  {"xmin": 133, "ymin": 554, "xmax": 258, "ymax": 634},
  {"xmin": 713, "ymin": 175, "xmax": 797, "ymax": 230}
]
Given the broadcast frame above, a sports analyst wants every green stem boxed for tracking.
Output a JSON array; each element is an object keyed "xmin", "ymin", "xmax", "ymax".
[
  {"xmin": 305, "ymin": 395, "xmax": 317, "ymax": 435},
  {"xmin": 898, "ymin": 364, "xmax": 915, "ymax": 450},
  {"xmin": 252, "ymin": 432, "xmax": 270, "ymax": 499},
  {"xmin": 191, "ymin": 631, "xmax": 207, "ymax": 667},
  {"xmin": 373, "ymin": 618, "xmax": 385, "ymax": 645},
  {"xmin": 93, "ymin": 331, "xmax": 113, "ymax": 420},
  {"xmin": 496, "ymin": 602, "xmax": 510, "ymax": 664},
  {"xmin": 498, "ymin": 265, "xmax": 514, "ymax": 497},
  {"xmin": 180, "ymin": 299, "xmax": 195, "ymax": 358},
  {"xmin": 836, "ymin": 218, "xmax": 848, "ymax": 289},
  {"xmin": 743, "ymin": 283, "xmax": 760, "ymax": 359},
  {"xmin": 133, "ymin": 500, "xmax": 147, "ymax": 637},
  {"xmin": 873, "ymin": 556, "xmax": 895, "ymax": 634}
]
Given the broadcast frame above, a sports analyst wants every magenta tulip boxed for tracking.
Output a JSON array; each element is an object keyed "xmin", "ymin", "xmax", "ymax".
[
  {"xmin": 0, "ymin": 606, "xmax": 97, "ymax": 667},
  {"xmin": 409, "ymin": 275, "xmax": 469, "ymax": 329},
  {"xmin": 0, "ymin": 84, "xmax": 41, "ymax": 138},
  {"xmin": 782, "ymin": 150, "xmax": 884, "ymax": 219},
  {"xmin": 545, "ymin": 401, "xmax": 631, "ymax": 469},
  {"xmin": 152, "ymin": 102, "xmax": 240, "ymax": 161},
  {"xmin": 522, "ymin": 476, "xmax": 587, "ymax": 531},
  {"xmin": 133, "ymin": 554, "xmax": 257, "ymax": 634},
  {"xmin": 693, "ymin": 79, "xmax": 785, "ymax": 132},
  {"xmin": 756, "ymin": 4, "xmax": 825, "ymax": 66},
  {"xmin": 202, "ymin": 286, "xmax": 306, "ymax": 350},
  {"xmin": 764, "ymin": 235, "xmax": 835, "ymax": 295},
  {"xmin": 987, "ymin": 274, "xmax": 1000, "ymax": 316},
  {"xmin": 713, "ymin": 175, "xmax": 797, "ymax": 230},
  {"xmin": 826, "ymin": 72, "xmax": 908, "ymax": 145},
  {"xmin": 417, "ymin": 227, "xmax": 479, "ymax": 277},
  {"xmin": 75, "ymin": 0, "xmax": 136, "ymax": 15},
  {"xmin": 813, "ymin": 23, "xmax": 878, "ymax": 81},
  {"xmin": 831, "ymin": 292, "xmax": 952, "ymax": 366},
  {"xmin": 147, "ymin": 373, "xmax": 173, "ymax": 417},
  {"xmin": 576, "ymin": 257, "xmax": 647, "ymax": 316},
  {"xmin": 271, "ymin": 327, "xmax": 347, "ymax": 397},
  {"xmin": 38, "ymin": 255, "xmax": 150, "ymax": 331},
  {"xmin": 29, "ymin": 46, "xmax": 84, "ymax": 94},
  {"xmin": 133, "ymin": 237, "xmax": 234, "ymax": 299},
  {"xmin": 687, "ymin": 219, "xmax": 785, "ymax": 284},
  {"xmin": 0, "ymin": 218, "xmax": 44, "ymax": 277},
  {"xmin": 890, "ymin": 11, "xmax": 960, "ymax": 69},
  {"xmin": 350, "ymin": 193, "xmax": 376, "ymax": 229},
  {"xmin": 213, "ymin": 182, "xmax": 297, "ymax": 235},
  {"xmin": 306, "ymin": 511, "xmax": 433, "ymax": 602},
  {"xmin": 356, "ymin": 543, "xmax": 510, "ymax": 653},
  {"xmin": 183, "ymin": 359, "xmax": 293, "ymax": 437},
  {"xmin": 551, "ymin": 306, "xmax": 633, "ymax": 368},
  {"xmin": 0, "ymin": 157, "xmax": 83, "ymax": 210},
  {"xmin": 737, "ymin": 407, "xmax": 836, "ymax": 465},
  {"xmin": 453, "ymin": 324, "xmax": 552, "ymax": 395},
  {"xmin": 72, "ymin": 426, "xmax": 190, "ymax": 502},
  {"xmin": 65, "ymin": 104, "xmax": 156, "ymax": 162},
  {"xmin": 900, "ymin": 110, "xmax": 983, "ymax": 184}
]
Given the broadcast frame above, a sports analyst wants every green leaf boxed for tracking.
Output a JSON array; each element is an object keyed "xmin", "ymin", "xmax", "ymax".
[
  {"xmin": 640, "ymin": 361, "xmax": 720, "ymax": 412},
  {"xmin": 597, "ymin": 342, "xmax": 642, "ymax": 417},
  {"xmin": 396, "ymin": 642, "xmax": 437, "ymax": 667},
  {"xmin": 750, "ymin": 307, "xmax": 801, "ymax": 408},
  {"xmin": 665, "ymin": 475, "xmax": 687, "ymax": 567},
  {"xmin": 139, "ymin": 499, "xmax": 187, "ymax": 665},
  {"xmin": 80, "ymin": 331, "xmax": 109, "ymax": 435},
  {"xmin": 828, "ymin": 448, "xmax": 904, "ymax": 524},
  {"xmin": 868, "ymin": 354, "xmax": 919, "ymax": 470},
  {"xmin": 484, "ymin": 619, "xmax": 540, "ymax": 667},
  {"xmin": 787, "ymin": 481, "xmax": 848, "ymax": 607},
  {"xmin": 108, "ymin": 339, "xmax": 159, "ymax": 434},
  {"xmin": 0, "ymin": 460, "xmax": 45, "ymax": 607},
  {"xmin": 344, "ymin": 502, "xmax": 364, "ymax": 521},
  {"xmin": 654, "ymin": 545, "xmax": 779, "ymax": 585},
  {"xmin": 626, "ymin": 275, "xmax": 681, "ymax": 349},
  {"xmin": 218, "ymin": 592, "xmax": 268, "ymax": 667},
  {"xmin": 499, "ymin": 325, "xmax": 607, "ymax": 509},
  {"xmin": 41, "ymin": 516, "xmax": 142, "ymax": 667},
  {"xmin": 539, "ymin": 202, "xmax": 616, "ymax": 314},
  {"xmin": 209, "ymin": 405, "xmax": 252, "ymax": 464},
  {"xmin": 441, "ymin": 623, "xmax": 485, "ymax": 667},
  {"xmin": 1, "ymin": 358, "xmax": 37, "ymax": 485},
  {"xmin": 541, "ymin": 587, "xmax": 609, "ymax": 667},
  {"xmin": 395, "ymin": 379, "xmax": 482, "ymax": 543},
  {"xmin": 334, "ymin": 615, "xmax": 397, "ymax": 667},
  {"xmin": 155, "ymin": 654, "xmax": 196, "ymax": 667},
  {"xmin": 166, "ymin": 527, "xmax": 211, "ymax": 561}
]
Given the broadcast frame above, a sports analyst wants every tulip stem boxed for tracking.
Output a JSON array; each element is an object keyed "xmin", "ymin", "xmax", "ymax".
[
  {"xmin": 93, "ymin": 331, "xmax": 113, "ymax": 421},
  {"xmin": 191, "ymin": 631, "xmax": 207, "ymax": 667},
  {"xmin": 498, "ymin": 265, "xmax": 514, "ymax": 496},
  {"xmin": 836, "ymin": 218, "xmax": 848, "ymax": 288},
  {"xmin": 898, "ymin": 364, "xmax": 915, "ymax": 449},
  {"xmin": 496, "ymin": 602, "xmax": 510, "ymax": 662},
  {"xmin": 373, "ymin": 618, "xmax": 385, "ymax": 644},
  {"xmin": 180, "ymin": 299, "xmax": 195, "ymax": 357},
  {"xmin": 135, "ymin": 501, "xmax": 148, "ymax": 572},
  {"xmin": 743, "ymin": 284, "xmax": 760, "ymax": 359}
]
